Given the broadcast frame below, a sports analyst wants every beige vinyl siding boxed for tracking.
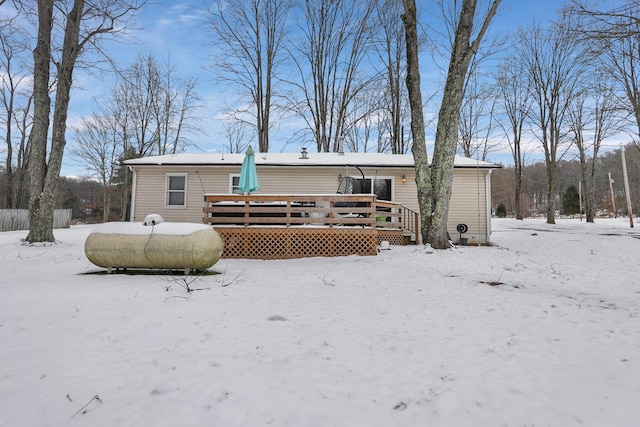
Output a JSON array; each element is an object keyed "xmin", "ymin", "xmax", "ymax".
[
  {"xmin": 247, "ymin": 166, "xmax": 342, "ymax": 194},
  {"xmin": 132, "ymin": 166, "xmax": 232, "ymax": 222},
  {"xmin": 393, "ymin": 172, "xmax": 419, "ymax": 212},
  {"xmin": 130, "ymin": 164, "xmax": 491, "ymax": 243},
  {"xmin": 448, "ymin": 169, "xmax": 489, "ymax": 243},
  {"xmin": 374, "ymin": 168, "xmax": 490, "ymax": 243}
]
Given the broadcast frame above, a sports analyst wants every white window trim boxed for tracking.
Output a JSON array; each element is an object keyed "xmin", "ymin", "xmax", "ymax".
[
  {"xmin": 229, "ymin": 174, "xmax": 241, "ymax": 194},
  {"xmin": 165, "ymin": 173, "xmax": 188, "ymax": 209},
  {"xmin": 361, "ymin": 175, "xmax": 395, "ymax": 201}
]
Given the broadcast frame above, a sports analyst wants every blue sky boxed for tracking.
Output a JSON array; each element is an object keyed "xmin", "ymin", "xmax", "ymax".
[{"xmin": 62, "ymin": 0, "xmax": 575, "ymax": 175}]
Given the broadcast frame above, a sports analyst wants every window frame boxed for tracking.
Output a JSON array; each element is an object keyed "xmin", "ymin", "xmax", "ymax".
[
  {"xmin": 357, "ymin": 176, "xmax": 395, "ymax": 201},
  {"xmin": 229, "ymin": 174, "xmax": 242, "ymax": 194},
  {"xmin": 165, "ymin": 173, "xmax": 188, "ymax": 208}
]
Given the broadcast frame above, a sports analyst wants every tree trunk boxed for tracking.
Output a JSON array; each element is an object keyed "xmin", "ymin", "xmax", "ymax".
[
  {"xmin": 103, "ymin": 185, "xmax": 111, "ymax": 222},
  {"xmin": 545, "ymin": 162, "xmax": 557, "ymax": 224},
  {"xmin": 514, "ymin": 161, "xmax": 523, "ymax": 220},
  {"xmin": 427, "ymin": 0, "xmax": 499, "ymax": 249},
  {"xmin": 120, "ymin": 166, "xmax": 131, "ymax": 221},
  {"xmin": 401, "ymin": 0, "xmax": 431, "ymax": 245},
  {"xmin": 586, "ymin": 158, "xmax": 597, "ymax": 222},
  {"xmin": 26, "ymin": 0, "xmax": 54, "ymax": 243},
  {"xmin": 403, "ymin": 0, "xmax": 499, "ymax": 248},
  {"xmin": 429, "ymin": 57, "xmax": 469, "ymax": 248},
  {"xmin": 27, "ymin": 0, "xmax": 85, "ymax": 243}
]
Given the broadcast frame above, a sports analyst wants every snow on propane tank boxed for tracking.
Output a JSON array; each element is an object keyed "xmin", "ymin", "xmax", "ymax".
[{"xmin": 84, "ymin": 221, "xmax": 224, "ymax": 273}]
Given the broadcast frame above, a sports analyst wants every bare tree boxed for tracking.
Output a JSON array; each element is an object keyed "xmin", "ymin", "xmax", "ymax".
[
  {"xmin": 409, "ymin": 0, "xmax": 500, "ymax": 249},
  {"xmin": 596, "ymin": 6, "xmax": 640, "ymax": 151},
  {"xmin": 115, "ymin": 53, "xmax": 162, "ymax": 158},
  {"xmin": 341, "ymin": 85, "xmax": 381, "ymax": 153},
  {"xmin": 518, "ymin": 18, "xmax": 588, "ymax": 225},
  {"xmin": 373, "ymin": 0, "xmax": 408, "ymax": 154},
  {"xmin": 98, "ymin": 93, "xmax": 134, "ymax": 221},
  {"xmin": 110, "ymin": 53, "xmax": 201, "ymax": 158},
  {"xmin": 289, "ymin": 0, "xmax": 378, "ymax": 152},
  {"xmin": 155, "ymin": 57, "xmax": 201, "ymax": 155},
  {"xmin": 431, "ymin": 0, "xmax": 505, "ymax": 162},
  {"xmin": 568, "ymin": 73, "xmax": 622, "ymax": 222},
  {"xmin": 221, "ymin": 119, "xmax": 250, "ymax": 154},
  {"xmin": 565, "ymin": 1, "xmax": 640, "ymax": 218},
  {"xmin": 568, "ymin": 0, "xmax": 640, "ymax": 39},
  {"xmin": 26, "ymin": 0, "xmax": 144, "ymax": 243},
  {"xmin": 496, "ymin": 55, "xmax": 533, "ymax": 220},
  {"xmin": 1, "ymin": 18, "xmax": 32, "ymax": 209},
  {"xmin": 206, "ymin": 0, "xmax": 291, "ymax": 153},
  {"xmin": 458, "ymin": 65, "xmax": 500, "ymax": 160},
  {"xmin": 68, "ymin": 53, "xmax": 202, "ymax": 221},
  {"xmin": 69, "ymin": 113, "xmax": 120, "ymax": 221}
]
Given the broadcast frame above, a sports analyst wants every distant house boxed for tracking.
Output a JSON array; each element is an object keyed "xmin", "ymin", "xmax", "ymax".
[{"xmin": 124, "ymin": 151, "xmax": 499, "ymax": 244}]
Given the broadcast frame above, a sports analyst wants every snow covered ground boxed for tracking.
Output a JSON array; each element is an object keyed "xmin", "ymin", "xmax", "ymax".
[{"xmin": 1, "ymin": 218, "xmax": 639, "ymax": 427}]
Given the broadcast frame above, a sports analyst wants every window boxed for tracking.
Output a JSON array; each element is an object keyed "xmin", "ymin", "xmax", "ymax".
[
  {"xmin": 357, "ymin": 177, "xmax": 393, "ymax": 201},
  {"xmin": 230, "ymin": 175, "xmax": 242, "ymax": 194},
  {"xmin": 165, "ymin": 173, "xmax": 187, "ymax": 208}
]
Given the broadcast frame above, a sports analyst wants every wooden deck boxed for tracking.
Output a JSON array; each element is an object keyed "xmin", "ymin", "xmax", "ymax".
[{"xmin": 203, "ymin": 194, "xmax": 415, "ymax": 259}]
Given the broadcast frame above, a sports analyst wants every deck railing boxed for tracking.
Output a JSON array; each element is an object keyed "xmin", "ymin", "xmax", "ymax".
[
  {"xmin": 203, "ymin": 194, "xmax": 407, "ymax": 229},
  {"xmin": 203, "ymin": 194, "xmax": 416, "ymax": 257},
  {"xmin": 401, "ymin": 205, "xmax": 420, "ymax": 242}
]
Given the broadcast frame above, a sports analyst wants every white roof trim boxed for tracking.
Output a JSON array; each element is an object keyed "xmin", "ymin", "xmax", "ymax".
[{"xmin": 124, "ymin": 152, "xmax": 499, "ymax": 168}]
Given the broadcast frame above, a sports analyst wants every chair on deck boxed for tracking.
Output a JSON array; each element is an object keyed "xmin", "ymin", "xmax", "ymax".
[{"xmin": 335, "ymin": 176, "xmax": 362, "ymax": 208}]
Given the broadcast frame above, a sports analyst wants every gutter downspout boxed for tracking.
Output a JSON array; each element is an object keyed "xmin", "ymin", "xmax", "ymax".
[{"xmin": 129, "ymin": 166, "xmax": 137, "ymax": 222}]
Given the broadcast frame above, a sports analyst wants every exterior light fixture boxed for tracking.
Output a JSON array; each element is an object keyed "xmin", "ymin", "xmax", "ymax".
[
  {"xmin": 338, "ymin": 173, "xmax": 343, "ymax": 182},
  {"xmin": 402, "ymin": 174, "xmax": 406, "ymax": 184},
  {"xmin": 300, "ymin": 147, "xmax": 308, "ymax": 159}
]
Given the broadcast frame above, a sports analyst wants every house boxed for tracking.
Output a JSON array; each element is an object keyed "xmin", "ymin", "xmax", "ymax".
[{"xmin": 124, "ymin": 151, "xmax": 498, "ymax": 245}]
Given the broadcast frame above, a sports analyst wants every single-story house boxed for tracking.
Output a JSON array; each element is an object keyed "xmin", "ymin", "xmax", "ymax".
[{"xmin": 124, "ymin": 151, "xmax": 499, "ymax": 245}]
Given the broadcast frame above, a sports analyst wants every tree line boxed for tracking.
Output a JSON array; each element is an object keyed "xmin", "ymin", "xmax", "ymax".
[{"xmin": 492, "ymin": 144, "xmax": 640, "ymax": 218}]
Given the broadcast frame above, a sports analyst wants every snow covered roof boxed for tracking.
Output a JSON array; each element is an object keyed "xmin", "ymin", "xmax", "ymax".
[{"xmin": 124, "ymin": 152, "xmax": 499, "ymax": 168}]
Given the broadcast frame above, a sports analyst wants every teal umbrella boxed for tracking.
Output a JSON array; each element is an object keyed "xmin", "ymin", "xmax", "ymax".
[{"xmin": 238, "ymin": 146, "xmax": 259, "ymax": 194}]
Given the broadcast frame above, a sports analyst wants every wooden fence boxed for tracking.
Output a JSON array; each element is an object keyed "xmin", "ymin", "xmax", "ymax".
[{"xmin": 0, "ymin": 209, "xmax": 72, "ymax": 232}]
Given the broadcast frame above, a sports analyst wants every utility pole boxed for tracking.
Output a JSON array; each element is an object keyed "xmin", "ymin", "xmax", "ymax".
[
  {"xmin": 621, "ymin": 147, "xmax": 634, "ymax": 228},
  {"xmin": 608, "ymin": 172, "xmax": 617, "ymax": 218}
]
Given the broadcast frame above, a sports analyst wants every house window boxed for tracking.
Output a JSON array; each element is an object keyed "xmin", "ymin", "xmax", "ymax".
[
  {"xmin": 165, "ymin": 173, "xmax": 187, "ymax": 208},
  {"xmin": 357, "ymin": 177, "xmax": 393, "ymax": 201},
  {"xmin": 230, "ymin": 175, "xmax": 242, "ymax": 194}
]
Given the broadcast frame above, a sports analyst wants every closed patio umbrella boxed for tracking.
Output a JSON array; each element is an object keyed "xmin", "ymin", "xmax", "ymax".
[{"xmin": 238, "ymin": 145, "xmax": 259, "ymax": 194}]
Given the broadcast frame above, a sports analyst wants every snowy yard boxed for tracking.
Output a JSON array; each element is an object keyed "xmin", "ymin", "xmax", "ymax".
[{"xmin": 1, "ymin": 218, "xmax": 639, "ymax": 426}]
